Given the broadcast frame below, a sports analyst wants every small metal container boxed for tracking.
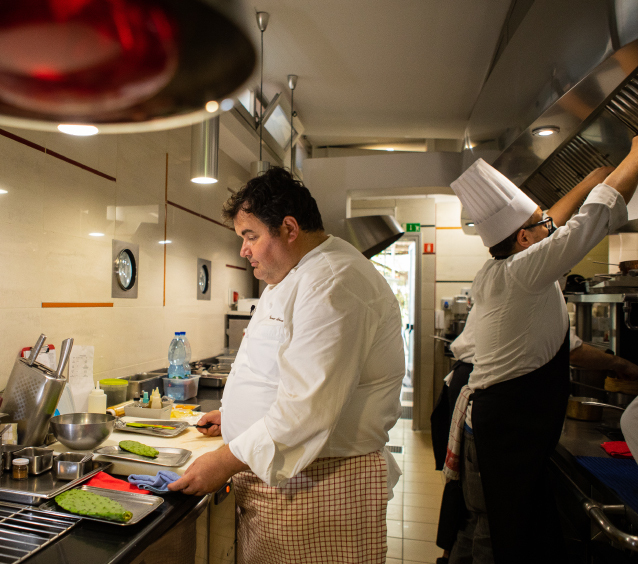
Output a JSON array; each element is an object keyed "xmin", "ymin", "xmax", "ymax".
[
  {"xmin": 2, "ymin": 444, "xmax": 26, "ymax": 470},
  {"xmin": 119, "ymin": 373, "xmax": 163, "ymax": 400},
  {"xmin": 12, "ymin": 447, "xmax": 54, "ymax": 475},
  {"xmin": 566, "ymin": 396, "xmax": 603, "ymax": 421},
  {"xmin": 54, "ymin": 452, "xmax": 92, "ymax": 480}
]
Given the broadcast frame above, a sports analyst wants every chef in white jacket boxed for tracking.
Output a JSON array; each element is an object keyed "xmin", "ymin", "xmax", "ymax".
[
  {"xmin": 169, "ymin": 166, "xmax": 405, "ymax": 564},
  {"xmin": 446, "ymin": 141, "xmax": 638, "ymax": 564}
]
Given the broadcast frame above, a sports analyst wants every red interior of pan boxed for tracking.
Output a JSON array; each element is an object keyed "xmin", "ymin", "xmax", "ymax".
[{"xmin": 0, "ymin": 0, "xmax": 179, "ymax": 116}]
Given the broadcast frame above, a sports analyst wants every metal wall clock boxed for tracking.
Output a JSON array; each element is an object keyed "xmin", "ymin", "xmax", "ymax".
[
  {"xmin": 112, "ymin": 240, "xmax": 139, "ymax": 299},
  {"xmin": 197, "ymin": 258, "xmax": 211, "ymax": 300}
]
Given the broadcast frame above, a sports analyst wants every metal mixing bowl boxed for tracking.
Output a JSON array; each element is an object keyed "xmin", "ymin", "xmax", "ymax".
[{"xmin": 49, "ymin": 413, "xmax": 115, "ymax": 450}]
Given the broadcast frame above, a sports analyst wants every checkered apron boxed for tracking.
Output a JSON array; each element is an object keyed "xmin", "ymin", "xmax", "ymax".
[{"xmin": 234, "ymin": 450, "xmax": 388, "ymax": 564}]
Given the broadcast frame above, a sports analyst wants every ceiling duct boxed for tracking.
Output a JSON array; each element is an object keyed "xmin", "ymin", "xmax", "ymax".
[{"xmin": 345, "ymin": 215, "xmax": 404, "ymax": 259}]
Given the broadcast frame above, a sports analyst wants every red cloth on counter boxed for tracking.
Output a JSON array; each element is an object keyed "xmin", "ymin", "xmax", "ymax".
[
  {"xmin": 85, "ymin": 471, "xmax": 150, "ymax": 494},
  {"xmin": 601, "ymin": 441, "xmax": 634, "ymax": 459}
]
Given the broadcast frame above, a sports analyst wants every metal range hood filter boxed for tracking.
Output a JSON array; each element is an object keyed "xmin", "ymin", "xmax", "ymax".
[{"xmin": 345, "ymin": 215, "xmax": 404, "ymax": 259}]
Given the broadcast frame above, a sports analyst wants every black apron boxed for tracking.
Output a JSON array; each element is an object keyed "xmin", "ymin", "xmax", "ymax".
[
  {"xmin": 471, "ymin": 329, "xmax": 570, "ymax": 564},
  {"xmin": 430, "ymin": 360, "xmax": 473, "ymax": 550}
]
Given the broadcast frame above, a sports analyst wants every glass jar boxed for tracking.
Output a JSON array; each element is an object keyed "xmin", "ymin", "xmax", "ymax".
[{"xmin": 12, "ymin": 458, "xmax": 28, "ymax": 480}]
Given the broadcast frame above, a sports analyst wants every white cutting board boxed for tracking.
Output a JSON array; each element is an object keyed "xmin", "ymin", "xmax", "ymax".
[{"xmin": 50, "ymin": 415, "xmax": 225, "ymax": 476}]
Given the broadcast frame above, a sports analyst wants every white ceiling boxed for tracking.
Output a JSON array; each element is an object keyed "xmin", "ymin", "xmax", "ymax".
[{"xmin": 246, "ymin": 0, "xmax": 513, "ymax": 148}]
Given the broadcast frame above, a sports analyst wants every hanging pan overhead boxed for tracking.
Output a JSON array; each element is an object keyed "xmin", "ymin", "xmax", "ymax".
[{"xmin": 0, "ymin": 0, "xmax": 257, "ymax": 133}]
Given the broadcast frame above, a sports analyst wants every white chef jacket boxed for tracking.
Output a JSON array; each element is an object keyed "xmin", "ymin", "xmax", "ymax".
[
  {"xmin": 469, "ymin": 183, "xmax": 627, "ymax": 390},
  {"xmin": 621, "ymin": 397, "xmax": 638, "ymax": 459},
  {"xmin": 221, "ymin": 235, "xmax": 405, "ymax": 487}
]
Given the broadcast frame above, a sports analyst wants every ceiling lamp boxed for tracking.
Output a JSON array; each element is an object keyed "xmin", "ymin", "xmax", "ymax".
[
  {"xmin": 250, "ymin": 11, "xmax": 271, "ymax": 177},
  {"xmin": 288, "ymin": 74, "xmax": 298, "ymax": 171},
  {"xmin": 0, "ymin": 0, "xmax": 256, "ymax": 133},
  {"xmin": 532, "ymin": 126, "xmax": 560, "ymax": 137},
  {"xmin": 57, "ymin": 124, "xmax": 99, "ymax": 136},
  {"xmin": 191, "ymin": 116, "xmax": 219, "ymax": 184}
]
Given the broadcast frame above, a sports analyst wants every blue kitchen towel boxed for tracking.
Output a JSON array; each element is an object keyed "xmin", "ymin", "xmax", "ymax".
[
  {"xmin": 128, "ymin": 470, "xmax": 181, "ymax": 494},
  {"xmin": 576, "ymin": 456, "xmax": 638, "ymax": 514}
]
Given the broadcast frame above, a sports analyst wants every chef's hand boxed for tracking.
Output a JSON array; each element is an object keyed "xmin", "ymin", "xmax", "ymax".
[
  {"xmin": 168, "ymin": 445, "xmax": 248, "ymax": 496},
  {"xmin": 196, "ymin": 410, "xmax": 221, "ymax": 436},
  {"xmin": 612, "ymin": 356, "xmax": 638, "ymax": 380}
]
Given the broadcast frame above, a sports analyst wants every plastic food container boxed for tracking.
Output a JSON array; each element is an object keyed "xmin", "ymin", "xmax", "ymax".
[
  {"xmin": 99, "ymin": 379, "xmax": 129, "ymax": 407},
  {"xmin": 162, "ymin": 376, "xmax": 200, "ymax": 401},
  {"xmin": 12, "ymin": 458, "xmax": 28, "ymax": 480}
]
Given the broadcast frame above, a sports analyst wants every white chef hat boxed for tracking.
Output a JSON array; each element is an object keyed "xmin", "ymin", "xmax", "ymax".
[{"xmin": 451, "ymin": 158, "xmax": 538, "ymax": 247}]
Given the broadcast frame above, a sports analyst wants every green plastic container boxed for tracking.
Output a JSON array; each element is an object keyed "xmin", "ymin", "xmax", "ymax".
[{"xmin": 98, "ymin": 379, "xmax": 129, "ymax": 408}]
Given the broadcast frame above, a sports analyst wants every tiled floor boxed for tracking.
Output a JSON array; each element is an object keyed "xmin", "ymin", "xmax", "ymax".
[{"xmin": 386, "ymin": 417, "xmax": 445, "ymax": 564}]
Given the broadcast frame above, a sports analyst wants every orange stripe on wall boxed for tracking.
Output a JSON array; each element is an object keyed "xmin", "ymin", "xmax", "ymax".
[
  {"xmin": 42, "ymin": 303, "xmax": 114, "ymax": 308},
  {"xmin": 435, "ymin": 226, "xmax": 463, "ymax": 229}
]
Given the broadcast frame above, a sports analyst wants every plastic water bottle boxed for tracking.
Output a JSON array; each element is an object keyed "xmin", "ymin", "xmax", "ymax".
[
  {"xmin": 168, "ymin": 332, "xmax": 186, "ymax": 379},
  {"xmin": 180, "ymin": 332, "xmax": 192, "ymax": 376}
]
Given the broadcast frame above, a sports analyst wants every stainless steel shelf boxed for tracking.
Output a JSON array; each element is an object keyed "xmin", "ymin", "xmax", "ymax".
[{"xmin": 565, "ymin": 294, "xmax": 626, "ymax": 303}]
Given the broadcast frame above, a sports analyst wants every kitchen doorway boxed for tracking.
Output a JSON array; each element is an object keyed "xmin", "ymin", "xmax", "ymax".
[{"xmin": 371, "ymin": 232, "xmax": 422, "ymax": 426}]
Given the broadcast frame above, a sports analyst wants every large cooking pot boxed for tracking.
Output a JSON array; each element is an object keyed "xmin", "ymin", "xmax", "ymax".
[{"xmin": 619, "ymin": 260, "xmax": 638, "ymax": 275}]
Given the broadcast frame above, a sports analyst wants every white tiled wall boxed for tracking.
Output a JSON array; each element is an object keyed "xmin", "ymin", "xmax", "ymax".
[
  {"xmin": 0, "ymin": 126, "xmax": 253, "ymax": 388},
  {"xmin": 434, "ymin": 200, "xmax": 490, "ymax": 304}
]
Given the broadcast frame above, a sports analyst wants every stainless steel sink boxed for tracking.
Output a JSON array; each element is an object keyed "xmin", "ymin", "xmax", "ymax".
[{"xmin": 119, "ymin": 373, "xmax": 164, "ymax": 400}]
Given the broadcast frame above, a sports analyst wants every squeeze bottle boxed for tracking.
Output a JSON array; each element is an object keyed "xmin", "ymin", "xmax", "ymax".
[{"xmin": 88, "ymin": 383, "xmax": 107, "ymax": 414}]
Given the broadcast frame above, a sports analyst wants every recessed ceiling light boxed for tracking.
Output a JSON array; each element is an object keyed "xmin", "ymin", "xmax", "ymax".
[
  {"xmin": 159, "ymin": 240, "xmax": 172, "ymax": 244},
  {"xmin": 386, "ymin": 148, "xmax": 395, "ymax": 152},
  {"xmin": 191, "ymin": 177, "xmax": 218, "ymax": 184},
  {"xmin": 89, "ymin": 232, "xmax": 104, "ymax": 237},
  {"xmin": 205, "ymin": 101, "xmax": 219, "ymax": 113},
  {"xmin": 532, "ymin": 126, "xmax": 560, "ymax": 137},
  {"xmin": 465, "ymin": 222, "xmax": 475, "ymax": 227},
  {"xmin": 221, "ymin": 98, "xmax": 234, "ymax": 111},
  {"xmin": 0, "ymin": 189, "xmax": 7, "ymax": 194},
  {"xmin": 58, "ymin": 124, "xmax": 99, "ymax": 136}
]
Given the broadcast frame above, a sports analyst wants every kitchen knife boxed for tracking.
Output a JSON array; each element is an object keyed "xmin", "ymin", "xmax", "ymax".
[
  {"xmin": 54, "ymin": 338, "xmax": 74, "ymax": 378},
  {"xmin": 125, "ymin": 422, "xmax": 215, "ymax": 430},
  {"xmin": 27, "ymin": 334, "xmax": 47, "ymax": 366}
]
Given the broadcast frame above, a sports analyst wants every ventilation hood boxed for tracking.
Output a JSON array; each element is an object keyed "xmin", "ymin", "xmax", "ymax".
[
  {"xmin": 345, "ymin": 215, "xmax": 404, "ymax": 259},
  {"xmin": 464, "ymin": 0, "xmax": 638, "ymax": 228}
]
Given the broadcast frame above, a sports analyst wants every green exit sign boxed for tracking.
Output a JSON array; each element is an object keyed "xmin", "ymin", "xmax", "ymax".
[{"xmin": 404, "ymin": 223, "xmax": 420, "ymax": 232}]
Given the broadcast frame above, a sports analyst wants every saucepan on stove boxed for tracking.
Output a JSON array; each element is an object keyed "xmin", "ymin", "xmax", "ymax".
[{"xmin": 566, "ymin": 396, "xmax": 625, "ymax": 421}]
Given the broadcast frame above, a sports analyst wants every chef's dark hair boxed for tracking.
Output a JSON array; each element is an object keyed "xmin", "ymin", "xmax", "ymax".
[
  {"xmin": 222, "ymin": 167, "xmax": 324, "ymax": 234},
  {"xmin": 488, "ymin": 215, "xmax": 537, "ymax": 258}
]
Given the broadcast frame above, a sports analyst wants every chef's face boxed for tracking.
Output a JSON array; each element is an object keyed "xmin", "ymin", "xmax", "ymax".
[
  {"xmin": 234, "ymin": 211, "xmax": 292, "ymax": 284},
  {"xmin": 522, "ymin": 207, "xmax": 551, "ymax": 245}
]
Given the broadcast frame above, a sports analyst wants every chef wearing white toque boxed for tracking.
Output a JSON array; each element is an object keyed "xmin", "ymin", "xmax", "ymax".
[{"xmin": 446, "ymin": 142, "xmax": 638, "ymax": 564}]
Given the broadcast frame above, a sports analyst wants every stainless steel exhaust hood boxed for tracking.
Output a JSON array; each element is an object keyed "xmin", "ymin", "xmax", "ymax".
[
  {"xmin": 464, "ymin": 0, "xmax": 638, "ymax": 219},
  {"xmin": 345, "ymin": 215, "xmax": 404, "ymax": 259}
]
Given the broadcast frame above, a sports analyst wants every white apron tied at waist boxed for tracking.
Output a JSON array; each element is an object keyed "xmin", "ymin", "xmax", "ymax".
[{"xmin": 442, "ymin": 385, "xmax": 472, "ymax": 482}]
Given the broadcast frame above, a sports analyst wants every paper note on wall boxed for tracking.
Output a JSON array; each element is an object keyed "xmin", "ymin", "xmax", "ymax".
[{"xmin": 68, "ymin": 346, "xmax": 95, "ymax": 412}]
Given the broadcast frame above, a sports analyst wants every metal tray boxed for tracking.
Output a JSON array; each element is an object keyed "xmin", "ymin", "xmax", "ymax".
[
  {"xmin": 39, "ymin": 485, "xmax": 164, "ymax": 526},
  {"xmin": 0, "ymin": 460, "xmax": 113, "ymax": 505},
  {"xmin": 116, "ymin": 420, "xmax": 190, "ymax": 438},
  {"xmin": 94, "ymin": 445, "xmax": 191, "ymax": 467}
]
